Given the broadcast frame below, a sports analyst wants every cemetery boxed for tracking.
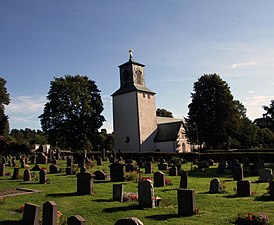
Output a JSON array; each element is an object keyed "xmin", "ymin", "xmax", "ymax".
[{"xmin": 0, "ymin": 154, "xmax": 274, "ymax": 225}]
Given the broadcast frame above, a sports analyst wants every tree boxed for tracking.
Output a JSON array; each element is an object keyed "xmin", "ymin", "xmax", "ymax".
[
  {"xmin": 39, "ymin": 75, "xmax": 105, "ymax": 150},
  {"xmin": 254, "ymin": 100, "xmax": 274, "ymax": 132},
  {"xmin": 0, "ymin": 77, "xmax": 10, "ymax": 137},
  {"xmin": 156, "ymin": 108, "xmax": 173, "ymax": 118},
  {"xmin": 185, "ymin": 73, "xmax": 241, "ymax": 149}
]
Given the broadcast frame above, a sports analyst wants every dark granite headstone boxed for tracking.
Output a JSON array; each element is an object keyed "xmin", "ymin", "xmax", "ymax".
[
  {"xmin": 180, "ymin": 171, "xmax": 188, "ymax": 189},
  {"xmin": 23, "ymin": 203, "xmax": 40, "ymax": 225},
  {"xmin": 109, "ymin": 163, "xmax": 124, "ymax": 182},
  {"xmin": 138, "ymin": 180, "xmax": 155, "ymax": 208},
  {"xmin": 0, "ymin": 164, "xmax": 5, "ymax": 176},
  {"xmin": 76, "ymin": 171, "xmax": 95, "ymax": 195},
  {"xmin": 209, "ymin": 178, "xmax": 221, "ymax": 193},
  {"xmin": 154, "ymin": 171, "xmax": 165, "ymax": 187},
  {"xmin": 237, "ymin": 180, "xmax": 251, "ymax": 197},
  {"xmin": 23, "ymin": 169, "xmax": 31, "ymax": 181},
  {"xmin": 145, "ymin": 162, "xmax": 152, "ymax": 174},
  {"xmin": 113, "ymin": 184, "xmax": 123, "ymax": 202},
  {"xmin": 42, "ymin": 201, "xmax": 58, "ymax": 225},
  {"xmin": 94, "ymin": 170, "xmax": 106, "ymax": 180},
  {"xmin": 67, "ymin": 215, "xmax": 86, "ymax": 225},
  {"xmin": 177, "ymin": 189, "xmax": 196, "ymax": 216},
  {"xmin": 12, "ymin": 167, "xmax": 20, "ymax": 179}
]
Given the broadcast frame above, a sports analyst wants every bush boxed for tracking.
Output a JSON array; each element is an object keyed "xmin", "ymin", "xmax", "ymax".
[{"xmin": 234, "ymin": 213, "xmax": 269, "ymax": 225}]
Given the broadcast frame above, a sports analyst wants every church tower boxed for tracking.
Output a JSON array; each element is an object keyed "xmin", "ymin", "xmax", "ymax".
[{"xmin": 112, "ymin": 50, "xmax": 158, "ymax": 152}]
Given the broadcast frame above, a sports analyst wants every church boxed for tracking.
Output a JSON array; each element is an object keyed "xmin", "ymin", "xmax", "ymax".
[{"xmin": 112, "ymin": 50, "xmax": 192, "ymax": 153}]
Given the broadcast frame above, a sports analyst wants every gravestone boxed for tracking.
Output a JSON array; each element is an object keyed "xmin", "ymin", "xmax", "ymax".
[
  {"xmin": 144, "ymin": 162, "xmax": 152, "ymax": 174},
  {"xmin": 269, "ymin": 181, "xmax": 274, "ymax": 200},
  {"xmin": 94, "ymin": 170, "xmax": 107, "ymax": 180},
  {"xmin": 197, "ymin": 161, "xmax": 209, "ymax": 169},
  {"xmin": 23, "ymin": 202, "xmax": 40, "ymax": 225},
  {"xmin": 109, "ymin": 163, "xmax": 124, "ymax": 182},
  {"xmin": 52, "ymin": 158, "xmax": 57, "ymax": 165},
  {"xmin": 115, "ymin": 217, "xmax": 144, "ymax": 225},
  {"xmin": 76, "ymin": 171, "xmax": 95, "ymax": 195},
  {"xmin": 180, "ymin": 171, "xmax": 188, "ymax": 189},
  {"xmin": 36, "ymin": 153, "xmax": 48, "ymax": 164},
  {"xmin": 49, "ymin": 164, "xmax": 59, "ymax": 174},
  {"xmin": 42, "ymin": 201, "xmax": 58, "ymax": 225},
  {"xmin": 125, "ymin": 164, "xmax": 135, "ymax": 172},
  {"xmin": 0, "ymin": 164, "xmax": 5, "ymax": 176},
  {"xmin": 250, "ymin": 163, "xmax": 259, "ymax": 176},
  {"xmin": 243, "ymin": 158, "xmax": 250, "ymax": 168},
  {"xmin": 237, "ymin": 180, "xmax": 251, "ymax": 197},
  {"xmin": 12, "ymin": 167, "xmax": 20, "ymax": 179},
  {"xmin": 65, "ymin": 167, "xmax": 72, "ymax": 175},
  {"xmin": 259, "ymin": 168, "xmax": 273, "ymax": 182},
  {"xmin": 113, "ymin": 184, "xmax": 123, "ymax": 202},
  {"xmin": 23, "ymin": 169, "xmax": 31, "ymax": 181},
  {"xmin": 233, "ymin": 166, "xmax": 244, "ymax": 181},
  {"xmin": 207, "ymin": 159, "xmax": 214, "ymax": 167},
  {"xmin": 12, "ymin": 157, "xmax": 16, "ymax": 167},
  {"xmin": 209, "ymin": 178, "xmax": 221, "ymax": 193},
  {"xmin": 158, "ymin": 162, "xmax": 168, "ymax": 170},
  {"xmin": 67, "ymin": 157, "xmax": 72, "ymax": 167},
  {"xmin": 96, "ymin": 157, "xmax": 102, "ymax": 166},
  {"xmin": 31, "ymin": 164, "xmax": 41, "ymax": 171},
  {"xmin": 138, "ymin": 180, "xmax": 155, "ymax": 208},
  {"xmin": 20, "ymin": 159, "xmax": 26, "ymax": 168},
  {"xmin": 67, "ymin": 215, "xmax": 86, "ymax": 225},
  {"xmin": 39, "ymin": 169, "xmax": 47, "ymax": 184},
  {"xmin": 169, "ymin": 166, "xmax": 178, "ymax": 176},
  {"xmin": 178, "ymin": 189, "xmax": 196, "ymax": 216},
  {"xmin": 154, "ymin": 171, "xmax": 165, "ymax": 187},
  {"xmin": 30, "ymin": 155, "xmax": 36, "ymax": 164}
]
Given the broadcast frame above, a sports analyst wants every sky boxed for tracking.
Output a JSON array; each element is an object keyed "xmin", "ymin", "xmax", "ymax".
[{"xmin": 1, "ymin": 0, "xmax": 274, "ymax": 133}]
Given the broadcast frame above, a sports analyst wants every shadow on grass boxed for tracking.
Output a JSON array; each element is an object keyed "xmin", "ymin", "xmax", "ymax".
[
  {"xmin": 94, "ymin": 180, "xmax": 111, "ymax": 184},
  {"xmin": 47, "ymin": 192, "xmax": 78, "ymax": 197},
  {"xmin": 19, "ymin": 182, "xmax": 40, "ymax": 185},
  {"xmin": 161, "ymin": 188, "xmax": 178, "ymax": 192},
  {"xmin": 254, "ymin": 194, "xmax": 273, "ymax": 202},
  {"xmin": 0, "ymin": 221, "xmax": 22, "ymax": 225},
  {"xmin": 145, "ymin": 213, "xmax": 177, "ymax": 220},
  {"xmin": 223, "ymin": 194, "xmax": 237, "ymax": 198},
  {"xmin": 103, "ymin": 204, "xmax": 143, "ymax": 213},
  {"xmin": 93, "ymin": 199, "xmax": 112, "ymax": 202}
]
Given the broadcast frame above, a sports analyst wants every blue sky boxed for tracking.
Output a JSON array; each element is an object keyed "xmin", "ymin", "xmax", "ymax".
[{"xmin": 1, "ymin": 0, "xmax": 274, "ymax": 132}]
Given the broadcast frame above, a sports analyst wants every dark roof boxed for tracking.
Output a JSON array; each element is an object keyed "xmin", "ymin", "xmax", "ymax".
[
  {"xmin": 119, "ymin": 59, "xmax": 145, "ymax": 68},
  {"xmin": 154, "ymin": 121, "xmax": 182, "ymax": 142},
  {"xmin": 112, "ymin": 84, "xmax": 155, "ymax": 96}
]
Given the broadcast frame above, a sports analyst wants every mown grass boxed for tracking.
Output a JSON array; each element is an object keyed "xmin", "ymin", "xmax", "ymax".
[{"xmin": 0, "ymin": 160, "xmax": 273, "ymax": 225}]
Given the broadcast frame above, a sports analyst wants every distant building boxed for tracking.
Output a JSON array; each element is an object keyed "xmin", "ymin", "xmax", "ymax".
[{"xmin": 112, "ymin": 51, "xmax": 192, "ymax": 153}]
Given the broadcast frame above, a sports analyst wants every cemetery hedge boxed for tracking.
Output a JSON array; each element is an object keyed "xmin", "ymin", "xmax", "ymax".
[{"xmin": 0, "ymin": 160, "xmax": 274, "ymax": 225}]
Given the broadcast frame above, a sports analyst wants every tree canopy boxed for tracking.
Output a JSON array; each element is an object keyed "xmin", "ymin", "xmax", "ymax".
[
  {"xmin": 156, "ymin": 108, "xmax": 173, "ymax": 118},
  {"xmin": 254, "ymin": 100, "xmax": 274, "ymax": 132},
  {"xmin": 39, "ymin": 75, "xmax": 105, "ymax": 150},
  {"xmin": 185, "ymin": 73, "xmax": 243, "ymax": 149},
  {"xmin": 0, "ymin": 77, "xmax": 10, "ymax": 137}
]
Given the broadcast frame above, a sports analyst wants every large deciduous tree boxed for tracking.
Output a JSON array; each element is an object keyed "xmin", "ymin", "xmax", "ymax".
[
  {"xmin": 185, "ymin": 73, "xmax": 241, "ymax": 150},
  {"xmin": 0, "ymin": 77, "xmax": 10, "ymax": 137},
  {"xmin": 39, "ymin": 75, "xmax": 105, "ymax": 150}
]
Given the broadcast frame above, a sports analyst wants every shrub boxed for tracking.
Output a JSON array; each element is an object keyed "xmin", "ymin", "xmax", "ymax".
[{"xmin": 234, "ymin": 213, "xmax": 269, "ymax": 225}]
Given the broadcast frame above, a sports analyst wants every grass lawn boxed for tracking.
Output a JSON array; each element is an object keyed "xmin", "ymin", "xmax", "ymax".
[{"xmin": 0, "ymin": 160, "xmax": 273, "ymax": 225}]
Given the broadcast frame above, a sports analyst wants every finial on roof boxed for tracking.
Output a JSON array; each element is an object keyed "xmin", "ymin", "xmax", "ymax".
[{"xmin": 129, "ymin": 49, "xmax": 133, "ymax": 60}]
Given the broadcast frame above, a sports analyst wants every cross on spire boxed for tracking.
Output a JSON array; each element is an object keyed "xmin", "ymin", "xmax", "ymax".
[{"xmin": 129, "ymin": 49, "xmax": 133, "ymax": 60}]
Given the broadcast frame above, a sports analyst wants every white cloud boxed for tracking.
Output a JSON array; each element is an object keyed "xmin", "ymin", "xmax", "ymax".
[
  {"xmin": 231, "ymin": 61, "xmax": 258, "ymax": 69},
  {"xmin": 248, "ymin": 90, "xmax": 255, "ymax": 94},
  {"xmin": 243, "ymin": 95, "xmax": 274, "ymax": 120}
]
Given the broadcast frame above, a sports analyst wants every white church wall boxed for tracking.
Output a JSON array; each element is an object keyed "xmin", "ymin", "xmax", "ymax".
[{"xmin": 113, "ymin": 92, "xmax": 140, "ymax": 152}]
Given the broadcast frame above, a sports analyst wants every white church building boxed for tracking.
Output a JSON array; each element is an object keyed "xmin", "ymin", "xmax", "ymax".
[{"xmin": 112, "ymin": 50, "xmax": 192, "ymax": 153}]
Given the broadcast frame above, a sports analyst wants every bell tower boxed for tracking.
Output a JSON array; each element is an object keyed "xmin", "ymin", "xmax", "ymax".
[{"xmin": 112, "ymin": 50, "xmax": 158, "ymax": 152}]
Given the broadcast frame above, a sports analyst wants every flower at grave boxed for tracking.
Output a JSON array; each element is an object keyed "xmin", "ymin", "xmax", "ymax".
[
  {"xmin": 15, "ymin": 205, "xmax": 24, "ymax": 213},
  {"xmin": 165, "ymin": 178, "xmax": 172, "ymax": 185},
  {"xmin": 234, "ymin": 212, "xmax": 269, "ymax": 225},
  {"xmin": 57, "ymin": 210, "xmax": 62, "ymax": 218}
]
